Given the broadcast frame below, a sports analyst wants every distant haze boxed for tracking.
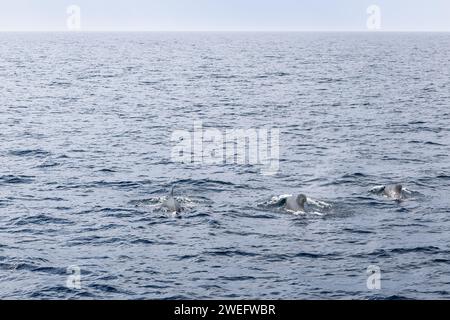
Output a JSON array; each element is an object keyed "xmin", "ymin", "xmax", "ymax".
[{"xmin": 1, "ymin": 0, "xmax": 450, "ymax": 32}]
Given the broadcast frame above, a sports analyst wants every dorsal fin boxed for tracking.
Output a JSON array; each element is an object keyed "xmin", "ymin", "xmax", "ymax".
[{"xmin": 170, "ymin": 186, "xmax": 175, "ymax": 197}]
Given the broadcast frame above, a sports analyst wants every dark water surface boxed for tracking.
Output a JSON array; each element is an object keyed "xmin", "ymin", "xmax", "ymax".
[{"xmin": 1, "ymin": 32, "xmax": 450, "ymax": 299}]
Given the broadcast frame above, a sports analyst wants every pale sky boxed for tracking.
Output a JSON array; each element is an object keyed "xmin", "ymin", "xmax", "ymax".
[{"xmin": 1, "ymin": 0, "xmax": 449, "ymax": 31}]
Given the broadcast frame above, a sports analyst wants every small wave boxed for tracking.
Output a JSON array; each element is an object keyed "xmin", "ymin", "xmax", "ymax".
[
  {"xmin": 323, "ymin": 173, "xmax": 372, "ymax": 186},
  {"xmin": 95, "ymin": 180, "xmax": 146, "ymax": 189},
  {"xmin": 90, "ymin": 284, "xmax": 123, "ymax": 294},
  {"xmin": 317, "ymin": 77, "xmax": 345, "ymax": 84},
  {"xmin": 12, "ymin": 213, "xmax": 73, "ymax": 226},
  {"xmin": 171, "ymin": 178, "xmax": 240, "ymax": 190},
  {"xmin": 218, "ymin": 275, "xmax": 256, "ymax": 281},
  {"xmin": 8, "ymin": 149, "xmax": 51, "ymax": 157},
  {"xmin": 69, "ymin": 235, "xmax": 126, "ymax": 246},
  {"xmin": 176, "ymin": 254, "xmax": 198, "ymax": 261},
  {"xmin": 294, "ymin": 252, "xmax": 336, "ymax": 259},
  {"xmin": 98, "ymin": 168, "xmax": 117, "ymax": 173},
  {"xmin": 265, "ymin": 252, "xmax": 338, "ymax": 262},
  {"xmin": 48, "ymin": 80, "xmax": 72, "ymax": 87},
  {"xmin": 130, "ymin": 239, "xmax": 155, "ymax": 245},
  {"xmin": 0, "ymin": 175, "xmax": 34, "ymax": 185},
  {"xmin": 32, "ymin": 266, "xmax": 67, "ymax": 275},
  {"xmin": 0, "ymin": 257, "xmax": 63, "ymax": 276},
  {"xmin": 390, "ymin": 246, "xmax": 441, "ymax": 254},
  {"xmin": 36, "ymin": 160, "xmax": 60, "ymax": 168},
  {"xmin": 204, "ymin": 248, "xmax": 259, "ymax": 258},
  {"xmin": 366, "ymin": 246, "xmax": 441, "ymax": 258},
  {"xmin": 369, "ymin": 295, "xmax": 411, "ymax": 301},
  {"xmin": 342, "ymin": 228, "xmax": 375, "ymax": 234},
  {"xmin": 432, "ymin": 258, "xmax": 450, "ymax": 264}
]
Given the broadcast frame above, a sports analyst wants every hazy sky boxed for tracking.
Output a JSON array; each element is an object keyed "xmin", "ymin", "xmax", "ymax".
[{"xmin": 1, "ymin": 0, "xmax": 449, "ymax": 31}]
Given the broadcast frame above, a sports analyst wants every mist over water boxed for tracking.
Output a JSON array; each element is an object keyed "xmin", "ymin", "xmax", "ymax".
[{"xmin": 1, "ymin": 32, "xmax": 450, "ymax": 299}]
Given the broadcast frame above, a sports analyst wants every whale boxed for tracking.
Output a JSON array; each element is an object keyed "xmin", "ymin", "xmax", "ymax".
[
  {"xmin": 383, "ymin": 184, "xmax": 403, "ymax": 200},
  {"xmin": 162, "ymin": 186, "xmax": 182, "ymax": 213},
  {"xmin": 285, "ymin": 194, "xmax": 307, "ymax": 213}
]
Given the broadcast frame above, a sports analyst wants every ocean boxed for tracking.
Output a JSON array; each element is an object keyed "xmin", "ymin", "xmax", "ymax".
[{"xmin": 1, "ymin": 32, "xmax": 449, "ymax": 299}]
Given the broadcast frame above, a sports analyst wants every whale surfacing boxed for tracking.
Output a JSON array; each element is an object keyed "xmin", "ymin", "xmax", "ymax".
[
  {"xmin": 162, "ymin": 186, "xmax": 182, "ymax": 213},
  {"xmin": 383, "ymin": 184, "xmax": 403, "ymax": 200},
  {"xmin": 285, "ymin": 194, "xmax": 307, "ymax": 213}
]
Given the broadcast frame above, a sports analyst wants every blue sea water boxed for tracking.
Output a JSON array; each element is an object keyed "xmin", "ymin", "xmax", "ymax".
[{"xmin": 0, "ymin": 32, "xmax": 450, "ymax": 299}]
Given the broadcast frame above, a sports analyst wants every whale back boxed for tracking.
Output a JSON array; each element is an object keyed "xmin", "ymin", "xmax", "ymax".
[
  {"xmin": 285, "ymin": 194, "xmax": 307, "ymax": 212},
  {"xmin": 384, "ymin": 184, "xmax": 403, "ymax": 199},
  {"xmin": 297, "ymin": 194, "xmax": 307, "ymax": 206},
  {"xmin": 164, "ymin": 186, "xmax": 181, "ymax": 213}
]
